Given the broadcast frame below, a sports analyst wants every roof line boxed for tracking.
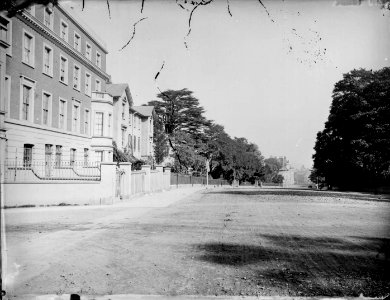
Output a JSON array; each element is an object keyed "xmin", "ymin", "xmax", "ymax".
[{"xmin": 57, "ymin": 4, "xmax": 108, "ymax": 54}]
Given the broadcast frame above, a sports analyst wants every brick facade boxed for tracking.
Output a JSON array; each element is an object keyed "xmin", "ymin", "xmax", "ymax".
[{"xmin": 3, "ymin": 4, "xmax": 111, "ymax": 163}]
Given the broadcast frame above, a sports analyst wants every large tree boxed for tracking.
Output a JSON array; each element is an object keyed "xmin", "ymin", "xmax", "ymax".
[
  {"xmin": 152, "ymin": 112, "xmax": 169, "ymax": 164},
  {"xmin": 200, "ymin": 124, "xmax": 265, "ymax": 183},
  {"xmin": 262, "ymin": 157, "xmax": 283, "ymax": 183},
  {"xmin": 312, "ymin": 67, "xmax": 390, "ymax": 189},
  {"xmin": 147, "ymin": 88, "xmax": 211, "ymax": 170}
]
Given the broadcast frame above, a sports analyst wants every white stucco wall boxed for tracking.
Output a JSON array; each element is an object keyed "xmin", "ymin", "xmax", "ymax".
[
  {"xmin": 5, "ymin": 118, "xmax": 91, "ymax": 162},
  {"xmin": 3, "ymin": 162, "xmax": 116, "ymax": 207}
]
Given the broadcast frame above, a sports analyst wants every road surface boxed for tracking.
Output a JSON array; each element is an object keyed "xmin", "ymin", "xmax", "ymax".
[{"xmin": 3, "ymin": 187, "xmax": 390, "ymax": 297}]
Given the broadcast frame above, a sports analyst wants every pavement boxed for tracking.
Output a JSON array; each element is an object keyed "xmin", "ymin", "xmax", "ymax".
[{"xmin": 2, "ymin": 186, "xmax": 209, "ymax": 298}]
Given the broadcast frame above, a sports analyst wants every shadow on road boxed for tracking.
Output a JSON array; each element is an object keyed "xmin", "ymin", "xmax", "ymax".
[
  {"xmin": 193, "ymin": 234, "xmax": 390, "ymax": 296},
  {"xmin": 208, "ymin": 189, "xmax": 390, "ymax": 201}
]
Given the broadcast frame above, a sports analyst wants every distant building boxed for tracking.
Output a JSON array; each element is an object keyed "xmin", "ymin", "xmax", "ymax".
[
  {"xmin": 274, "ymin": 156, "xmax": 295, "ymax": 186},
  {"xmin": 294, "ymin": 166, "xmax": 312, "ymax": 185}
]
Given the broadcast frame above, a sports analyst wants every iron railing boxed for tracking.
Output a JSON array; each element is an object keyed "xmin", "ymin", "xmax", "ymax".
[
  {"xmin": 170, "ymin": 173, "xmax": 229, "ymax": 186},
  {"xmin": 4, "ymin": 160, "xmax": 101, "ymax": 182}
]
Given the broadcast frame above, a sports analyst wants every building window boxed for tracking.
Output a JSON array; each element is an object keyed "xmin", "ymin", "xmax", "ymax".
[
  {"xmin": 122, "ymin": 128, "xmax": 126, "ymax": 148},
  {"xmin": 42, "ymin": 44, "xmax": 53, "ymax": 76},
  {"xmin": 138, "ymin": 137, "xmax": 140, "ymax": 152},
  {"xmin": 22, "ymin": 30, "xmax": 35, "ymax": 67},
  {"xmin": 84, "ymin": 148, "xmax": 89, "ymax": 165},
  {"xmin": 85, "ymin": 72, "xmax": 91, "ymax": 96},
  {"xmin": 86, "ymin": 42, "xmax": 92, "ymax": 60},
  {"xmin": 55, "ymin": 145, "xmax": 62, "ymax": 166},
  {"xmin": 70, "ymin": 148, "xmax": 76, "ymax": 166},
  {"xmin": 60, "ymin": 20, "xmax": 68, "ymax": 42},
  {"xmin": 74, "ymin": 32, "xmax": 81, "ymax": 52},
  {"xmin": 122, "ymin": 102, "xmax": 126, "ymax": 120},
  {"xmin": 94, "ymin": 112, "xmax": 104, "ymax": 136},
  {"xmin": 133, "ymin": 136, "xmax": 136, "ymax": 152},
  {"xmin": 95, "ymin": 79, "xmax": 101, "ymax": 92},
  {"xmin": 84, "ymin": 109, "xmax": 90, "ymax": 135},
  {"xmin": 96, "ymin": 51, "xmax": 101, "ymax": 68},
  {"xmin": 72, "ymin": 102, "xmax": 80, "ymax": 132},
  {"xmin": 44, "ymin": 7, "xmax": 53, "ymax": 30},
  {"xmin": 45, "ymin": 144, "xmax": 52, "ymax": 176},
  {"xmin": 0, "ymin": 16, "xmax": 12, "ymax": 56},
  {"xmin": 42, "ymin": 91, "xmax": 52, "ymax": 126},
  {"xmin": 59, "ymin": 98, "xmax": 67, "ymax": 129},
  {"xmin": 128, "ymin": 134, "xmax": 132, "ymax": 149},
  {"xmin": 108, "ymin": 113, "xmax": 112, "ymax": 136},
  {"xmin": 5, "ymin": 75, "xmax": 11, "ymax": 117},
  {"xmin": 20, "ymin": 77, "xmax": 35, "ymax": 121},
  {"xmin": 73, "ymin": 64, "xmax": 80, "ymax": 90},
  {"xmin": 59, "ymin": 55, "xmax": 68, "ymax": 84},
  {"xmin": 23, "ymin": 144, "xmax": 33, "ymax": 167},
  {"xmin": 22, "ymin": 85, "xmax": 32, "ymax": 120},
  {"xmin": 45, "ymin": 144, "xmax": 52, "ymax": 156},
  {"xmin": 95, "ymin": 151, "xmax": 103, "ymax": 162}
]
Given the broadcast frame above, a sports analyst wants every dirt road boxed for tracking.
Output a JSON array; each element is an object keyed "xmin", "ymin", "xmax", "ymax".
[{"xmin": 3, "ymin": 187, "xmax": 390, "ymax": 297}]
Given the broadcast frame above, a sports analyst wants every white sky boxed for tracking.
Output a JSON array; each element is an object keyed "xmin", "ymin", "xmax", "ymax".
[{"xmin": 66, "ymin": 0, "xmax": 390, "ymax": 168}]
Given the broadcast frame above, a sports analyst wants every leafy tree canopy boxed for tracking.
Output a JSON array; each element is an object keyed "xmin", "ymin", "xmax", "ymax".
[
  {"xmin": 312, "ymin": 67, "xmax": 390, "ymax": 189},
  {"xmin": 149, "ymin": 89, "xmax": 211, "ymax": 138},
  {"xmin": 149, "ymin": 88, "xmax": 265, "ymax": 183}
]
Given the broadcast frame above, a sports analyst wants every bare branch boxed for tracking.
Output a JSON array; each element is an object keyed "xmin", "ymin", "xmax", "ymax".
[
  {"xmin": 187, "ymin": 2, "xmax": 202, "ymax": 36},
  {"xmin": 257, "ymin": 0, "xmax": 274, "ymax": 23},
  {"xmin": 155, "ymin": 61, "xmax": 166, "ymax": 80},
  {"xmin": 106, "ymin": 0, "xmax": 111, "ymax": 19},
  {"xmin": 226, "ymin": 0, "xmax": 232, "ymax": 17},
  {"xmin": 176, "ymin": 0, "xmax": 188, "ymax": 11},
  {"xmin": 185, "ymin": 0, "xmax": 215, "ymax": 49},
  {"xmin": 141, "ymin": 0, "xmax": 145, "ymax": 13},
  {"xmin": 119, "ymin": 17, "xmax": 148, "ymax": 51}
]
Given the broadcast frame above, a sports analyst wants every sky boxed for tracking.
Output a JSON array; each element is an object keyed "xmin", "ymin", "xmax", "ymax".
[{"xmin": 65, "ymin": 0, "xmax": 390, "ymax": 168}]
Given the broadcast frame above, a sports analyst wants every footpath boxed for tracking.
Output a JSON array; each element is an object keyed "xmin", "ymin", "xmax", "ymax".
[{"xmin": 2, "ymin": 186, "xmax": 209, "ymax": 297}]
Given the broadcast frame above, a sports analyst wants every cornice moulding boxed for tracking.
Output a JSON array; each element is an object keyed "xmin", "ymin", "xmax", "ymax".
[{"xmin": 18, "ymin": 12, "xmax": 111, "ymax": 81}]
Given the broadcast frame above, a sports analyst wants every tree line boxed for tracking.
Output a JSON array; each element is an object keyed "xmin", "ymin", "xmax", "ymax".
[
  {"xmin": 147, "ymin": 89, "xmax": 283, "ymax": 184},
  {"xmin": 311, "ymin": 67, "xmax": 390, "ymax": 190}
]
